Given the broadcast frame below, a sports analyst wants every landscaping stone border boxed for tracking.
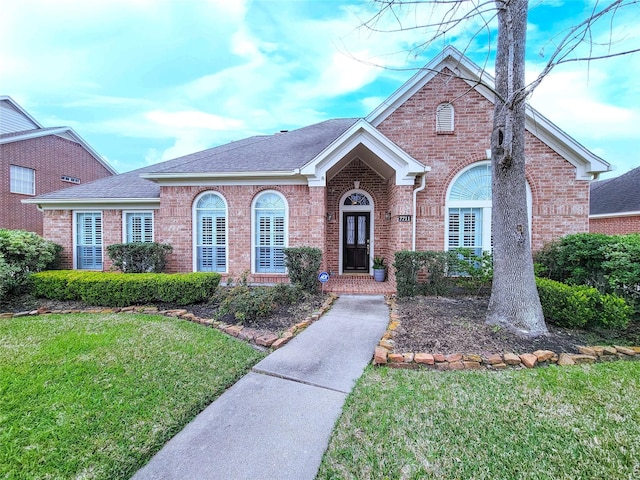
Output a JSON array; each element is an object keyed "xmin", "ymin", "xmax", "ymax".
[
  {"xmin": 373, "ymin": 297, "xmax": 640, "ymax": 370},
  {"xmin": 0, "ymin": 293, "xmax": 338, "ymax": 351}
]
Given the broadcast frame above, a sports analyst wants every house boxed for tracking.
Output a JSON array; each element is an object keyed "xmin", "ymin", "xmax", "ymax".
[
  {"xmin": 590, "ymin": 166, "xmax": 640, "ymax": 234},
  {"xmin": 26, "ymin": 47, "xmax": 610, "ymax": 293},
  {"xmin": 0, "ymin": 96, "xmax": 116, "ymax": 235}
]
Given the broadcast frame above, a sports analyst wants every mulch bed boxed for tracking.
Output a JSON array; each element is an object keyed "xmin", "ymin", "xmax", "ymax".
[{"xmin": 393, "ymin": 295, "xmax": 640, "ymax": 356}]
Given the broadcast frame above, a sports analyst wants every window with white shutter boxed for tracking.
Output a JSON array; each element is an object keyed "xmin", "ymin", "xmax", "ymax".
[
  {"xmin": 75, "ymin": 212, "xmax": 103, "ymax": 269},
  {"xmin": 125, "ymin": 212, "xmax": 154, "ymax": 243},
  {"xmin": 194, "ymin": 193, "xmax": 227, "ymax": 272},
  {"xmin": 253, "ymin": 191, "xmax": 287, "ymax": 273}
]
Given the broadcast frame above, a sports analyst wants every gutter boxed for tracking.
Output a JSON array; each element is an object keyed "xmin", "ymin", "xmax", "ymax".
[{"xmin": 412, "ymin": 171, "xmax": 428, "ymax": 251}]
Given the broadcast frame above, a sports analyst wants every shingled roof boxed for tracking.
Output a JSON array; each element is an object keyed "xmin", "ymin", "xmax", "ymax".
[
  {"xmin": 30, "ymin": 118, "xmax": 358, "ymax": 202},
  {"xmin": 590, "ymin": 166, "xmax": 640, "ymax": 215}
]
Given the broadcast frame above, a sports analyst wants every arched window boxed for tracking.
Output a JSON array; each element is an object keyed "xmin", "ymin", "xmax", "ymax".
[
  {"xmin": 194, "ymin": 192, "xmax": 227, "ymax": 272},
  {"xmin": 445, "ymin": 162, "xmax": 532, "ymax": 255},
  {"xmin": 253, "ymin": 191, "xmax": 287, "ymax": 273},
  {"xmin": 446, "ymin": 163, "xmax": 492, "ymax": 256},
  {"xmin": 436, "ymin": 102, "xmax": 454, "ymax": 133}
]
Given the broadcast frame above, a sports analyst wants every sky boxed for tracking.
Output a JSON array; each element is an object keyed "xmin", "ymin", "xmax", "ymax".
[{"xmin": 1, "ymin": 0, "xmax": 638, "ymax": 177}]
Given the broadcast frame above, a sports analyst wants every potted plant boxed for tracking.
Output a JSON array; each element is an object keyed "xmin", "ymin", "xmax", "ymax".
[{"xmin": 373, "ymin": 256, "xmax": 386, "ymax": 282}]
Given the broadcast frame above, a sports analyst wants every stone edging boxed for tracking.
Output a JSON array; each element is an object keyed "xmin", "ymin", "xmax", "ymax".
[
  {"xmin": 373, "ymin": 297, "xmax": 640, "ymax": 370},
  {"xmin": 0, "ymin": 293, "xmax": 338, "ymax": 351}
]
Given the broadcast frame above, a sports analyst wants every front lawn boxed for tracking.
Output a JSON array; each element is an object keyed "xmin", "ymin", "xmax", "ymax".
[
  {"xmin": 0, "ymin": 313, "xmax": 265, "ymax": 479},
  {"xmin": 318, "ymin": 362, "xmax": 640, "ymax": 479}
]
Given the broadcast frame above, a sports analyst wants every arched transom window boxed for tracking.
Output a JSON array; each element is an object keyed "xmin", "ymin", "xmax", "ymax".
[
  {"xmin": 344, "ymin": 192, "xmax": 370, "ymax": 206},
  {"xmin": 253, "ymin": 191, "xmax": 287, "ymax": 273},
  {"xmin": 194, "ymin": 192, "xmax": 227, "ymax": 272}
]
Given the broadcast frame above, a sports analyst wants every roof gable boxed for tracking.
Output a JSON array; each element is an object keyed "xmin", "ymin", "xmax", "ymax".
[
  {"xmin": 0, "ymin": 96, "xmax": 42, "ymax": 133},
  {"xmin": 366, "ymin": 46, "xmax": 610, "ymax": 180}
]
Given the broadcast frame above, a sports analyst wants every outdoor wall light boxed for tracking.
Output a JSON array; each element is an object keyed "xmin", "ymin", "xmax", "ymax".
[
  {"xmin": 385, "ymin": 211, "xmax": 392, "ymax": 220},
  {"xmin": 326, "ymin": 212, "xmax": 333, "ymax": 222}
]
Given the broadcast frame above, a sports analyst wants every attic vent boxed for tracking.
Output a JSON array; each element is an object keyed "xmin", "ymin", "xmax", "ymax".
[{"xmin": 436, "ymin": 102, "xmax": 454, "ymax": 133}]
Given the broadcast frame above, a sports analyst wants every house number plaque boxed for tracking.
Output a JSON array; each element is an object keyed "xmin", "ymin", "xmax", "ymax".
[{"xmin": 397, "ymin": 215, "xmax": 412, "ymax": 222}]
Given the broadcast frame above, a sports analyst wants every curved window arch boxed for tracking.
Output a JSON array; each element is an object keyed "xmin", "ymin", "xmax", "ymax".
[
  {"xmin": 193, "ymin": 192, "xmax": 228, "ymax": 272},
  {"xmin": 436, "ymin": 102, "xmax": 454, "ymax": 133},
  {"xmin": 252, "ymin": 191, "xmax": 288, "ymax": 274},
  {"xmin": 445, "ymin": 162, "xmax": 531, "ymax": 255}
]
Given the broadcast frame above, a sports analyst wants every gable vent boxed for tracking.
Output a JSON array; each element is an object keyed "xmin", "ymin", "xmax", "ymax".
[{"xmin": 436, "ymin": 102, "xmax": 454, "ymax": 133}]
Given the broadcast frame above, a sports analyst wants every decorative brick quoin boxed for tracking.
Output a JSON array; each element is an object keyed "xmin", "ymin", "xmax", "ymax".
[{"xmin": 25, "ymin": 47, "xmax": 612, "ymax": 291}]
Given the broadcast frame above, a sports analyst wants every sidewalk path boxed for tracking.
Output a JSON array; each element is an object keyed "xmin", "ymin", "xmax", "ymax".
[{"xmin": 131, "ymin": 294, "xmax": 389, "ymax": 480}]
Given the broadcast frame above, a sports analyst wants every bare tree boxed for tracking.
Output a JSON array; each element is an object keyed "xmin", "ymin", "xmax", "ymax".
[{"xmin": 362, "ymin": 0, "xmax": 640, "ymax": 337}]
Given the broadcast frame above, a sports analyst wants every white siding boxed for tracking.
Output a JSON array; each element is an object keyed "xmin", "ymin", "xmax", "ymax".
[{"xmin": 0, "ymin": 100, "xmax": 40, "ymax": 134}]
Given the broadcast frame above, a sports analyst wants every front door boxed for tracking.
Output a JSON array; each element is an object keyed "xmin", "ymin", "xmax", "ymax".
[{"xmin": 343, "ymin": 212, "xmax": 370, "ymax": 272}]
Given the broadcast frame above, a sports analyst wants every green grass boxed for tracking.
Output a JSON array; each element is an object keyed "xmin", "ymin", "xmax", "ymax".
[
  {"xmin": 318, "ymin": 363, "xmax": 640, "ymax": 480},
  {"xmin": 0, "ymin": 313, "xmax": 265, "ymax": 479}
]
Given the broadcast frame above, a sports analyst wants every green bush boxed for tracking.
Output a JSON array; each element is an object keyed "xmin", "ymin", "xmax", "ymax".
[
  {"xmin": 450, "ymin": 248, "xmax": 493, "ymax": 295},
  {"xmin": 213, "ymin": 283, "xmax": 305, "ymax": 324},
  {"xmin": 535, "ymin": 277, "xmax": 631, "ymax": 330},
  {"xmin": 535, "ymin": 233, "xmax": 640, "ymax": 317},
  {"xmin": 31, "ymin": 271, "xmax": 220, "ymax": 307},
  {"xmin": 283, "ymin": 246, "xmax": 322, "ymax": 293},
  {"xmin": 0, "ymin": 229, "xmax": 61, "ymax": 299},
  {"xmin": 106, "ymin": 242, "xmax": 173, "ymax": 273},
  {"xmin": 394, "ymin": 250, "xmax": 458, "ymax": 297}
]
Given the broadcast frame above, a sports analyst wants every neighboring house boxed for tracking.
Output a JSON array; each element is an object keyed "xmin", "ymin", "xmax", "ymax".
[
  {"xmin": 26, "ymin": 47, "xmax": 610, "ymax": 291},
  {"xmin": 0, "ymin": 96, "xmax": 116, "ymax": 235},
  {"xmin": 590, "ymin": 166, "xmax": 640, "ymax": 235}
]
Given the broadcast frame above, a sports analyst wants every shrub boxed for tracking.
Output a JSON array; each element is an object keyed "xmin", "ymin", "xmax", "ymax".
[
  {"xmin": 450, "ymin": 248, "xmax": 493, "ymax": 295},
  {"xmin": 106, "ymin": 242, "xmax": 173, "ymax": 273},
  {"xmin": 214, "ymin": 283, "xmax": 305, "ymax": 324},
  {"xmin": 602, "ymin": 236, "xmax": 640, "ymax": 315},
  {"xmin": 535, "ymin": 277, "xmax": 631, "ymax": 330},
  {"xmin": 283, "ymin": 246, "xmax": 322, "ymax": 293},
  {"xmin": 0, "ymin": 229, "xmax": 61, "ymax": 298},
  {"xmin": 31, "ymin": 271, "xmax": 220, "ymax": 307},
  {"xmin": 394, "ymin": 250, "xmax": 457, "ymax": 297}
]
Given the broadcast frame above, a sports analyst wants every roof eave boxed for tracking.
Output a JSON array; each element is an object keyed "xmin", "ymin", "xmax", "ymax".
[
  {"xmin": 22, "ymin": 197, "xmax": 160, "ymax": 210},
  {"xmin": 0, "ymin": 127, "xmax": 118, "ymax": 175}
]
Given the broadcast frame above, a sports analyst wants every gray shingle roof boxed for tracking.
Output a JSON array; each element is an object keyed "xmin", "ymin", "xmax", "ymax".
[
  {"xmin": 32, "ymin": 118, "xmax": 358, "ymax": 201},
  {"xmin": 590, "ymin": 166, "xmax": 640, "ymax": 215}
]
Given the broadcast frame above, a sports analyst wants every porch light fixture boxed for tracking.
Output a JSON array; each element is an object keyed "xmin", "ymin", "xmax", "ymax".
[
  {"xmin": 326, "ymin": 212, "xmax": 333, "ymax": 222},
  {"xmin": 385, "ymin": 211, "xmax": 392, "ymax": 220}
]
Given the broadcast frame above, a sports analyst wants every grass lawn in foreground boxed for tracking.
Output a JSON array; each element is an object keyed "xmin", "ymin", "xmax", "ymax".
[
  {"xmin": 318, "ymin": 362, "xmax": 640, "ymax": 480},
  {"xmin": 0, "ymin": 313, "xmax": 265, "ymax": 479}
]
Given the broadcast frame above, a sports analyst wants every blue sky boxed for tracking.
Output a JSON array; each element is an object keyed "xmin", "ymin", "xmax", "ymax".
[{"xmin": 1, "ymin": 0, "xmax": 638, "ymax": 177}]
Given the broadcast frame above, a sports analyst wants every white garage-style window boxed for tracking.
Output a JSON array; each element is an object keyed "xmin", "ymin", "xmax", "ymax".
[
  {"xmin": 193, "ymin": 192, "xmax": 228, "ymax": 272},
  {"xmin": 123, "ymin": 211, "xmax": 154, "ymax": 243},
  {"xmin": 445, "ymin": 161, "xmax": 532, "ymax": 255},
  {"xmin": 75, "ymin": 212, "xmax": 103, "ymax": 270},
  {"xmin": 252, "ymin": 191, "xmax": 287, "ymax": 274}
]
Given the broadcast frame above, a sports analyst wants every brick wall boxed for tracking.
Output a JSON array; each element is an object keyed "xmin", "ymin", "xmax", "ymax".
[
  {"xmin": 590, "ymin": 215, "xmax": 640, "ymax": 235},
  {"xmin": 377, "ymin": 69, "xmax": 590, "ymax": 253},
  {"xmin": 0, "ymin": 136, "xmax": 113, "ymax": 235}
]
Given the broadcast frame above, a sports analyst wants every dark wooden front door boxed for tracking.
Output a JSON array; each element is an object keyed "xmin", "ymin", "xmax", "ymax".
[{"xmin": 343, "ymin": 212, "xmax": 370, "ymax": 272}]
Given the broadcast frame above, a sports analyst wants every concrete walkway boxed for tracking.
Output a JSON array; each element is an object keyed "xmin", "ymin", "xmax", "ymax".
[{"xmin": 131, "ymin": 295, "xmax": 389, "ymax": 480}]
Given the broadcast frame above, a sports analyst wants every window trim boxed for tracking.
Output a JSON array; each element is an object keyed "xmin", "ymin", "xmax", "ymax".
[
  {"xmin": 9, "ymin": 164, "xmax": 36, "ymax": 195},
  {"xmin": 192, "ymin": 191, "xmax": 229, "ymax": 273},
  {"xmin": 251, "ymin": 190, "xmax": 288, "ymax": 275},
  {"xmin": 73, "ymin": 210, "xmax": 103, "ymax": 270},
  {"xmin": 122, "ymin": 211, "xmax": 155, "ymax": 243}
]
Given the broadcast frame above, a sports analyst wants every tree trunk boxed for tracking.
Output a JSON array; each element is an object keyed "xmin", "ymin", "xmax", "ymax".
[{"xmin": 486, "ymin": 0, "xmax": 548, "ymax": 337}]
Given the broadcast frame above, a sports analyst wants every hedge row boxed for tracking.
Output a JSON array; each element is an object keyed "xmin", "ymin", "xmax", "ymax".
[
  {"xmin": 31, "ymin": 271, "xmax": 221, "ymax": 307},
  {"xmin": 536, "ymin": 277, "xmax": 632, "ymax": 330}
]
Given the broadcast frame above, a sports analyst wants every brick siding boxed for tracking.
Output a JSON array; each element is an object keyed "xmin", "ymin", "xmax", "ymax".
[
  {"xmin": 1, "ymin": 136, "xmax": 113, "ymax": 235},
  {"xmin": 590, "ymin": 215, "xmax": 640, "ymax": 235}
]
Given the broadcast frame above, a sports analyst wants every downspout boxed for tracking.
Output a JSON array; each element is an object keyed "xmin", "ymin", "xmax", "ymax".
[{"xmin": 412, "ymin": 172, "xmax": 427, "ymax": 251}]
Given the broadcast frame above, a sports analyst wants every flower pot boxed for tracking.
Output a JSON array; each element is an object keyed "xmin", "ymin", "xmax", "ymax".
[{"xmin": 373, "ymin": 268, "xmax": 386, "ymax": 282}]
